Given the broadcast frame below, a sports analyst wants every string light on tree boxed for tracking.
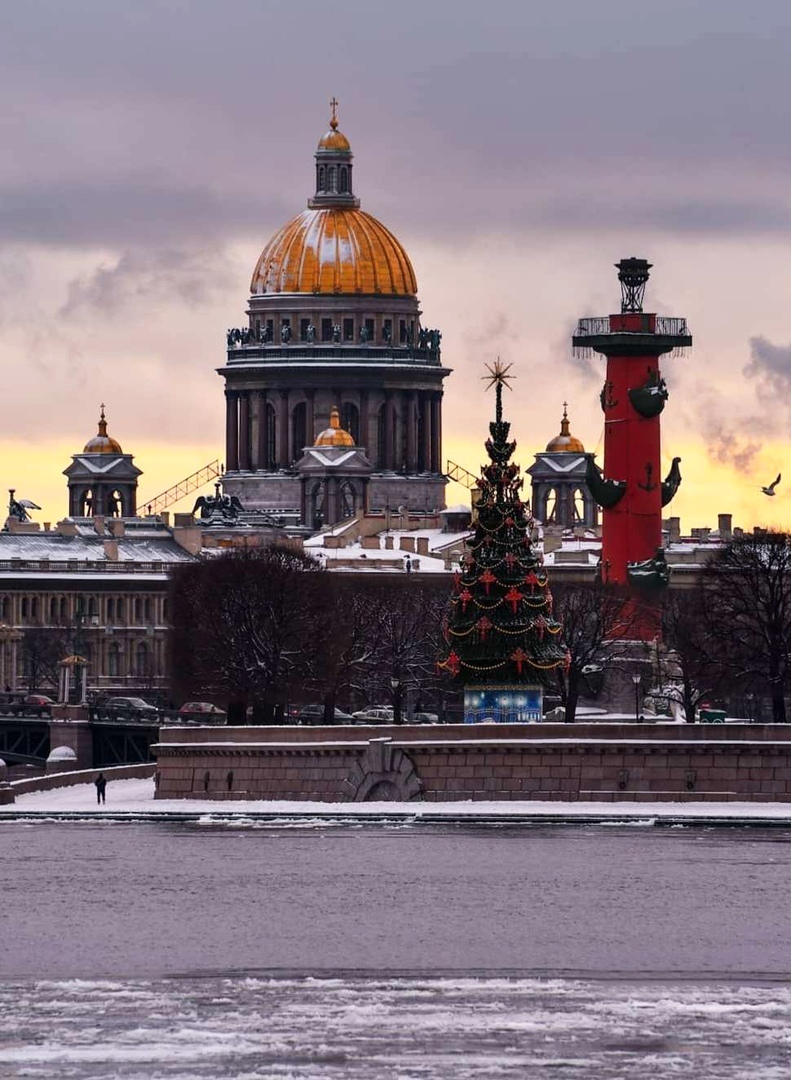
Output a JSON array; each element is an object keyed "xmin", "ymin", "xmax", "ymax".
[{"xmin": 438, "ymin": 361, "xmax": 569, "ymax": 723}]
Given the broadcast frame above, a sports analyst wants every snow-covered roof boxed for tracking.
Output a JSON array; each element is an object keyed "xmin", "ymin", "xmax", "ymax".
[
  {"xmin": 0, "ymin": 529, "xmax": 195, "ymax": 570},
  {"xmin": 306, "ymin": 526, "xmax": 472, "ymax": 574}
]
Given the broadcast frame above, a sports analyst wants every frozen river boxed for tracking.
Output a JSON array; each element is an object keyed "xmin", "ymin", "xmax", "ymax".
[{"xmin": 2, "ymin": 820, "xmax": 791, "ymax": 1077}]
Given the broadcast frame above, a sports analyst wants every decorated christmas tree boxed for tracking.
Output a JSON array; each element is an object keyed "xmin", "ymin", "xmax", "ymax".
[{"xmin": 439, "ymin": 360, "xmax": 569, "ymax": 722}]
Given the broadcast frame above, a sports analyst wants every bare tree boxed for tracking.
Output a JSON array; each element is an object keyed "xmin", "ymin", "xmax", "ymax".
[
  {"xmin": 169, "ymin": 545, "xmax": 331, "ymax": 722},
  {"xmin": 354, "ymin": 578, "xmax": 448, "ymax": 723},
  {"xmin": 704, "ymin": 531, "xmax": 791, "ymax": 723},
  {"xmin": 552, "ymin": 583, "xmax": 642, "ymax": 723},
  {"xmin": 21, "ymin": 626, "xmax": 69, "ymax": 693},
  {"xmin": 657, "ymin": 588, "xmax": 719, "ymax": 722}
]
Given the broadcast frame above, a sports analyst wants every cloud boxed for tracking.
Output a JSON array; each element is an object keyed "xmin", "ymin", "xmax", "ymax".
[
  {"xmin": 59, "ymin": 246, "xmax": 240, "ymax": 318},
  {"xmin": 0, "ymin": 181, "xmax": 287, "ymax": 249},
  {"xmin": 745, "ymin": 335, "xmax": 791, "ymax": 402}
]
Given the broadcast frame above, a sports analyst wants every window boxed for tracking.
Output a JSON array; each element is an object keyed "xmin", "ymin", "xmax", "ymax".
[
  {"xmin": 300, "ymin": 318, "xmax": 311, "ymax": 341},
  {"xmin": 135, "ymin": 598, "xmax": 143, "ymax": 623},
  {"xmin": 317, "ymin": 165, "xmax": 325, "ymax": 191},
  {"xmin": 321, "ymin": 318, "xmax": 333, "ymax": 343},
  {"xmin": 0, "ymin": 596, "xmax": 7, "ymax": 620},
  {"xmin": 343, "ymin": 318, "xmax": 354, "ymax": 342},
  {"xmin": 21, "ymin": 598, "xmax": 28, "ymax": 619},
  {"xmin": 291, "ymin": 402, "xmax": 307, "ymax": 460},
  {"xmin": 328, "ymin": 166, "xmax": 336, "ymax": 192},
  {"xmin": 49, "ymin": 597, "xmax": 58, "ymax": 622},
  {"xmin": 108, "ymin": 643, "xmax": 121, "ymax": 678},
  {"xmin": 107, "ymin": 598, "xmax": 115, "ymax": 622},
  {"xmin": 382, "ymin": 319, "xmax": 392, "ymax": 344},
  {"xmin": 144, "ymin": 598, "xmax": 152, "ymax": 623},
  {"xmin": 339, "ymin": 167, "xmax": 349, "ymax": 193},
  {"xmin": 399, "ymin": 319, "xmax": 407, "ymax": 344},
  {"xmin": 342, "ymin": 402, "xmax": 359, "ymax": 445},
  {"xmin": 135, "ymin": 642, "xmax": 149, "ymax": 677}
]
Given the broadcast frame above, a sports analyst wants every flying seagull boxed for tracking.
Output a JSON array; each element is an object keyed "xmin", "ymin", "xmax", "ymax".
[{"xmin": 761, "ymin": 473, "xmax": 781, "ymax": 496}]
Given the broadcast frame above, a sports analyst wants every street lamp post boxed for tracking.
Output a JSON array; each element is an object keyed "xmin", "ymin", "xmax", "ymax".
[
  {"xmin": 631, "ymin": 674, "xmax": 642, "ymax": 724},
  {"xmin": 390, "ymin": 676, "xmax": 402, "ymax": 725}
]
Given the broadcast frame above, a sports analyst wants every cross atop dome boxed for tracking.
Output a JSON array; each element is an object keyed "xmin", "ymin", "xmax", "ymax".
[{"xmin": 329, "ymin": 96, "xmax": 339, "ymax": 129}]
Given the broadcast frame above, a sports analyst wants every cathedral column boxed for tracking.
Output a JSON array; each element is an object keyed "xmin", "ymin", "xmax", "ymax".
[
  {"xmin": 383, "ymin": 391, "xmax": 394, "ymax": 470},
  {"xmin": 391, "ymin": 393, "xmax": 401, "ymax": 468},
  {"xmin": 406, "ymin": 391, "xmax": 417, "ymax": 473},
  {"xmin": 306, "ymin": 389, "xmax": 316, "ymax": 445},
  {"xmin": 359, "ymin": 390, "xmax": 369, "ymax": 451},
  {"xmin": 239, "ymin": 393, "xmax": 251, "ymax": 471},
  {"xmin": 257, "ymin": 391, "xmax": 268, "ymax": 470},
  {"xmin": 278, "ymin": 390, "xmax": 289, "ymax": 467},
  {"xmin": 225, "ymin": 390, "xmax": 239, "ymax": 472},
  {"xmin": 430, "ymin": 392, "xmax": 441, "ymax": 473},
  {"xmin": 421, "ymin": 393, "xmax": 432, "ymax": 473}
]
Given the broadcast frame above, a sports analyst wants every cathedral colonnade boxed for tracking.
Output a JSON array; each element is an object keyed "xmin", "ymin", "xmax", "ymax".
[{"xmin": 225, "ymin": 387, "xmax": 443, "ymax": 474}]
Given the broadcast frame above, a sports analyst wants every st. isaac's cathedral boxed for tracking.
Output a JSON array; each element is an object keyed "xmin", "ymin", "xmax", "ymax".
[{"xmin": 220, "ymin": 103, "xmax": 450, "ymax": 527}]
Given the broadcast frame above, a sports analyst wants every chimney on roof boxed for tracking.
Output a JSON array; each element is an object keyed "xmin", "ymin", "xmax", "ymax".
[
  {"xmin": 718, "ymin": 513, "xmax": 732, "ymax": 541},
  {"xmin": 93, "ymin": 515, "xmax": 105, "ymax": 535},
  {"xmin": 665, "ymin": 517, "xmax": 681, "ymax": 543}
]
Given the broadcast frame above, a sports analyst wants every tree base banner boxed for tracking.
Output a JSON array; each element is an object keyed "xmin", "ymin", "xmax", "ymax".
[{"xmin": 464, "ymin": 685, "xmax": 543, "ymax": 724}]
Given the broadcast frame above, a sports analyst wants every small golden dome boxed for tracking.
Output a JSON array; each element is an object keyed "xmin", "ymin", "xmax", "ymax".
[
  {"xmin": 84, "ymin": 406, "xmax": 123, "ymax": 454},
  {"xmin": 545, "ymin": 404, "xmax": 585, "ymax": 453},
  {"xmin": 318, "ymin": 97, "xmax": 351, "ymax": 152},
  {"xmin": 251, "ymin": 207, "xmax": 417, "ymax": 295},
  {"xmin": 318, "ymin": 126, "xmax": 351, "ymax": 152},
  {"xmin": 315, "ymin": 406, "xmax": 355, "ymax": 447}
]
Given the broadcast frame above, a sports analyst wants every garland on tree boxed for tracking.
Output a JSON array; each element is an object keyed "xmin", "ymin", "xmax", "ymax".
[{"xmin": 438, "ymin": 360, "xmax": 569, "ymax": 684}]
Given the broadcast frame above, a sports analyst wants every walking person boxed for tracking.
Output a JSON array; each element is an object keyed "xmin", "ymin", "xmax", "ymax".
[{"xmin": 94, "ymin": 773, "xmax": 107, "ymax": 805}]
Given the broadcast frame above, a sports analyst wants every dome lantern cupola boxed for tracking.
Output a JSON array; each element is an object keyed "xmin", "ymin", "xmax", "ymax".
[
  {"xmin": 314, "ymin": 405, "xmax": 355, "ymax": 447},
  {"xmin": 545, "ymin": 403, "xmax": 585, "ymax": 454},
  {"xmin": 309, "ymin": 97, "xmax": 359, "ymax": 210},
  {"xmin": 84, "ymin": 404, "xmax": 123, "ymax": 455}
]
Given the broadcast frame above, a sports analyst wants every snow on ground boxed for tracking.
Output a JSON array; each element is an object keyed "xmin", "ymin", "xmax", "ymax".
[{"xmin": 7, "ymin": 777, "xmax": 791, "ymax": 820}]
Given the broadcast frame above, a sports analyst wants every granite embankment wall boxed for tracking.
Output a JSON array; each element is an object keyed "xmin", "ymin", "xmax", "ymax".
[{"xmin": 153, "ymin": 724, "xmax": 791, "ymax": 803}]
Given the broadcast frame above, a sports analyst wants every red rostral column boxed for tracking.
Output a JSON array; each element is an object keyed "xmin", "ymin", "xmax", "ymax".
[{"xmin": 572, "ymin": 259, "xmax": 691, "ymax": 637}]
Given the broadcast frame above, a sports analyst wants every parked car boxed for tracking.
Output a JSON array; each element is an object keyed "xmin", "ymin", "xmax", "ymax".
[
  {"xmin": 412, "ymin": 711, "xmax": 439, "ymax": 724},
  {"xmin": 7, "ymin": 693, "xmax": 54, "ymax": 717},
  {"xmin": 178, "ymin": 701, "xmax": 227, "ymax": 719},
  {"xmin": 352, "ymin": 707, "xmax": 395, "ymax": 724},
  {"xmin": 102, "ymin": 696, "xmax": 158, "ymax": 721},
  {"xmin": 297, "ymin": 704, "xmax": 356, "ymax": 725}
]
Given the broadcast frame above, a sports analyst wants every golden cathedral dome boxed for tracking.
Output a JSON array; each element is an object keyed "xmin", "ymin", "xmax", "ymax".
[
  {"xmin": 249, "ymin": 101, "xmax": 418, "ymax": 297},
  {"xmin": 314, "ymin": 406, "xmax": 355, "ymax": 447},
  {"xmin": 545, "ymin": 404, "xmax": 585, "ymax": 453},
  {"xmin": 250, "ymin": 208, "xmax": 417, "ymax": 296},
  {"xmin": 84, "ymin": 406, "xmax": 123, "ymax": 454}
]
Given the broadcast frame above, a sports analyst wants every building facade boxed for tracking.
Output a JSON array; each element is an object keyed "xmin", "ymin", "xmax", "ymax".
[{"xmin": 220, "ymin": 106, "xmax": 451, "ymax": 525}]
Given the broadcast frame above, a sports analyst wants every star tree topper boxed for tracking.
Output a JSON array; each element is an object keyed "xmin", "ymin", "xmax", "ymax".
[{"xmin": 482, "ymin": 357, "xmax": 514, "ymax": 421}]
